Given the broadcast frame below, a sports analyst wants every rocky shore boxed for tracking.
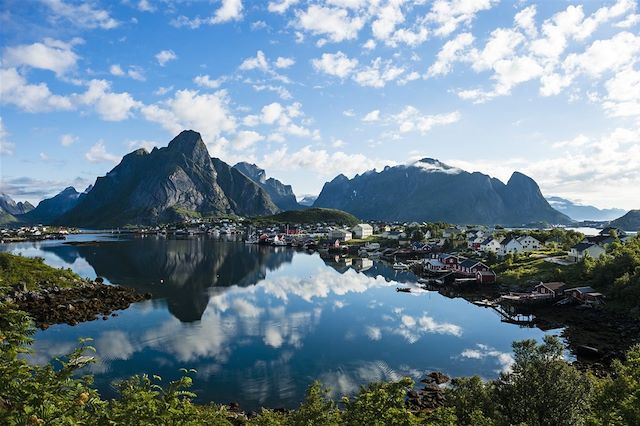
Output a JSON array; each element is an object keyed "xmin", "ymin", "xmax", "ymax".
[{"xmin": 2, "ymin": 281, "xmax": 151, "ymax": 329}]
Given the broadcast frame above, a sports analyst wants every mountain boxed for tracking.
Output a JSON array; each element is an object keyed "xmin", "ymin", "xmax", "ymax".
[
  {"xmin": 20, "ymin": 186, "xmax": 83, "ymax": 224},
  {"xmin": 0, "ymin": 193, "xmax": 34, "ymax": 215},
  {"xmin": 57, "ymin": 130, "xmax": 279, "ymax": 227},
  {"xmin": 233, "ymin": 162, "xmax": 300, "ymax": 211},
  {"xmin": 313, "ymin": 158, "xmax": 571, "ymax": 225},
  {"xmin": 546, "ymin": 196, "xmax": 626, "ymax": 221},
  {"xmin": 609, "ymin": 210, "xmax": 640, "ymax": 232},
  {"xmin": 298, "ymin": 195, "xmax": 318, "ymax": 206}
]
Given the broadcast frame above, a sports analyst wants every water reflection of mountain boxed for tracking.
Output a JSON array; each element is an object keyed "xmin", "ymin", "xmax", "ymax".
[
  {"xmin": 320, "ymin": 255, "xmax": 418, "ymax": 283},
  {"xmin": 42, "ymin": 238, "xmax": 294, "ymax": 322}
]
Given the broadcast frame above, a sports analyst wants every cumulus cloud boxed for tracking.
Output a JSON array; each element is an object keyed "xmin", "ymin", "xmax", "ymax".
[
  {"xmin": 427, "ymin": 0, "xmax": 498, "ymax": 37},
  {"xmin": 275, "ymin": 56, "xmax": 295, "ymax": 68},
  {"xmin": 0, "ymin": 68, "xmax": 74, "ymax": 112},
  {"xmin": 75, "ymin": 80, "xmax": 141, "ymax": 121},
  {"xmin": 193, "ymin": 74, "xmax": 225, "ymax": 89},
  {"xmin": 85, "ymin": 140, "xmax": 119, "ymax": 163},
  {"xmin": 60, "ymin": 133, "xmax": 78, "ymax": 147},
  {"xmin": 171, "ymin": 0, "xmax": 244, "ymax": 28},
  {"xmin": 2, "ymin": 38, "xmax": 81, "ymax": 76},
  {"xmin": 141, "ymin": 89, "xmax": 236, "ymax": 147},
  {"xmin": 312, "ymin": 51, "xmax": 358, "ymax": 78},
  {"xmin": 295, "ymin": 4, "xmax": 365, "ymax": 42},
  {"xmin": 42, "ymin": 0, "xmax": 119, "ymax": 29},
  {"xmin": 353, "ymin": 57, "xmax": 405, "ymax": 88},
  {"xmin": 389, "ymin": 106, "xmax": 461, "ymax": 135},
  {"xmin": 155, "ymin": 49, "xmax": 177, "ymax": 66},
  {"xmin": 427, "ymin": 32, "xmax": 474, "ymax": 77},
  {"xmin": 362, "ymin": 109, "xmax": 380, "ymax": 122}
]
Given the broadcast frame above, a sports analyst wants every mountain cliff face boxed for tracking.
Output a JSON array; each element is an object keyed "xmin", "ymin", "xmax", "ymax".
[
  {"xmin": 57, "ymin": 130, "xmax": 278, "ymax": 227},
  {"xmin": 20, "ymin": 186, "xmax": 83, "ymax": 224},
  {"xmin": 233, "ymin": 162, "xmax": 300, "ymax": 211},
  {"xmin": 546, "ymin": 196, "xmax": 626, "ymax": 221},
  {"xmin": 0, "ymin": 193, "xmax": 34, "ymax": 215},
  {"xmin": 313, "ymin": 158, "xmax": 571, "ymax": 225}
]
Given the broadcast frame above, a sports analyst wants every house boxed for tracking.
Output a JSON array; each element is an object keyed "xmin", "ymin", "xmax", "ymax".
[
  {"xmin": 352, "ymin": 223, "xmax": 373, "ymax": 239},
  {"xmin": 565, "ymin": 286, "xmax": 605, "ymax": 305},
  {"xmin": 458, "ymin": 259, "xmax": 490, "ymax": 275},
  {"xmin": 442, "ymin": 226, "xmax": 459, "ymax": 238},
  {"xmin": 517, "ymin": 235, "xmax": 542, "ymax": 251},
  {"xmin": 584, "ymin": 235, "xmax": 616, "ymax": 246},
  {"xmin": 599, "ymin": 227, "xmax": 626, "ymax": 237},
  {"xmin": 534, "ymin": 282, "xmax": 567, "ymax": 299},
  {"xmin": 437, "ymin": 253, "xmax": 459, "ymax": 270},
  {"xmin": 425, "ymin": 259, "xmax": 447, "ymax": 271},
  {"xmin": 568, "ymin": 242, "xmax": 606, "ymax": 262},
  {"xmin": 498, "ymin": 236, "xmax": 523, "ymax": 256},
  {"xmin": 476, "ymin": 270, "xmax": 496, "ymax": 284},
  {"xmin": 481, "ymin": 237, "xmax": 502, "ymax": 253},
  {"xmin": 329, "ymin": 229, "xmax": 352, "ymax": 241},
  {"xmin": 383, "ymin": 230, "xmax": 406, "ymax": 240}
]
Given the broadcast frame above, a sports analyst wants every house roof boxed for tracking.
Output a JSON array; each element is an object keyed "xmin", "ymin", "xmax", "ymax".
[
  {"xmin": 501, "ymin": 236, "xmax": 518, "ymax": 246},
  {"xmin": 584, "ymin": 235, "xmax": 614, "ymax": 245},
  {"xmin": 536, "ymin": 282, "xmax": 566, "ymax": 291},
  {"xmin": 459, "ymin": 258, "xmax": 482, "ymax": 268},
  {"xmin": 565, "ymin": 286, "xmax": 597, "ymax": 294},
  {"xmin": 571, "ymin": 242, "xmax": 596, "ymax": 252}
]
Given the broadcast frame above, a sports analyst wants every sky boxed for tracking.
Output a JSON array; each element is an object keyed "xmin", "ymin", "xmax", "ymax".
[{"xmin": 0, "ymin": 0, "xmax": 639, "ymax": 210}]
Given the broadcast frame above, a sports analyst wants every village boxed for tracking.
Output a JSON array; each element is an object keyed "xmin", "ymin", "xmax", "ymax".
[{"xmin": 0, "ymin": 225, "xmax": 78, "ymax": 243}]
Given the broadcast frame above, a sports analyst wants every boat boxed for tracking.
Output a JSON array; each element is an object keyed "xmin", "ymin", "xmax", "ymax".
[{"xmin": 396, "ymin": 287, "xmax": 411, "ymax": 293}]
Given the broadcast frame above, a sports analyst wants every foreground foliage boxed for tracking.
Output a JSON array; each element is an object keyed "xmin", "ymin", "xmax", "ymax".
[
  {"xmin": 1, "ymin": 301, "xmax": 639, "ymax": 425},
  {"xmin": 0, "ymin": 253, "xmax": 85, "ymax": 294}
]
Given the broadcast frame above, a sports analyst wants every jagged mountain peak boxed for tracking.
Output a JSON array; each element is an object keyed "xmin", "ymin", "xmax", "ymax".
[
  {"xmin": 409, "ymin": 158, "xmax": 461, "ymax": 174},
  {"xmin": 167, "ymin": 130, "xmax": 207, "ymax": 154},
  {"xmin": 233, "ymin": 162, "xmax": 300, "ymax": 211}
]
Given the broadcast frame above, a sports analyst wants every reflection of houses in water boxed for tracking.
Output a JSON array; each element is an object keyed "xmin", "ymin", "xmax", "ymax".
[
  {"xmin": 352, "ymin": 257, "xmax": 373, "ymax": 272},
  {"xmin": 44, "ymin": 238, "xmax": 294, "ymax": 323}
]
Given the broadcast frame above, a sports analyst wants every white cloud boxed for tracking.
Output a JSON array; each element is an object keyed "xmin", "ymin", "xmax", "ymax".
[
  {"xmin": 362, "ymin": 109, "xmax": 380, "ymax": 122},
  {"xmin": 141, "ymin": 89, "xmax": 236, "ymax": 147},
  {"xmin": 211, "ymin": 0, "xmax": 243, "ymax": 24},
  {"xmin": 75, "ymin": 80, "xmax": 141, "ymax": 121},
  {"xmin": 193, "ymin": 74, "xmax": 224, "ymax": 89},
  {"xmin": 42, "ymin": 0, "xmax": 119, "ymax": 29},
  {"xmin": 390, "ymin": 106, "xmax": 460, "ymax": 135},
  {"xmin": 268, "ymin": 0, "xmax": 299, "ymax": 14},
  {"xmin": 155, "ymin": 49, "xmax": 177, "ymax": 66},
  {"xmin": 0, "ymin": 117, "xmax": 15, "ymax": 155},
  {"xmin": 312, "ymin": 51, "xmax": 358, "ymax": 78},
  {"xmin": 0, "ymin": 68, "xmax": 74, "ymax": 112},
  {"xmin": 239, "ymin": 50, "xmax": 269, "ymax": 71},
  {"xmin": 60, "ymin": 133, "xmax": 78, "ymax": 147},
  {"xmin": 275, "ymin": 56, "xmax": 295, "ymax": 68},
  {"xmin": 234, "ymin": 130, "xmax": 264, "ymax": 150},
  {"xmin": 460, "ymin": 344, "xmax": 514, "ymax": 373},
  {"xmin": 137, "ymin": 0, "xmax": 155, "ymax": 12},
  {"xmin": 110, "ymin": 64, "xmax": 124, "ymax": 76},
  {"xmin": 2, "ymin": 38, "xmax": 80, "ymax": 76},
  {"xmin": 296, "ymin": 4, "xmax": 365, "ymax": 42},
  {"xmin": 427, "ymin": 32, "xmax": 474, "ymax": 77},
  {"xmin": 427, "ymin": 0, "xmax": 498, "ymax": 37},
  {"xmin": 85, "ymin": 140, "xmax": 119, "ymax": 163},
  {"xmin": 126, "ymin": 139, "xmax": 159, "ymax": 152},
  {"xmin": 563, "ymin": 31, "xmax": 640, "ymax": 78},
  {"xmin": 353, "ymin": 57, "xmax": 405, "ymax": 88},
  {"xmin": 603, "ymin": 66, "xmax": 640, "ymax": 118},
  {"xmin": 514, "ymin": 5, "xmax": 537, "ymax": 38}
]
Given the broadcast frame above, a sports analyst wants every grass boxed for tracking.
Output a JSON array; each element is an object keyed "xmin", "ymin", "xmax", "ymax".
[
  {"xmin": 253, "ymin": 208, "xmax": 360, "ymax": 226},
  {"xmin": 493, "ymin": 253, "xmax": 582, "ymax": 289},
  {"xmin": 0, "ymin": 252, "xmax": 86, "ymax": 294}
]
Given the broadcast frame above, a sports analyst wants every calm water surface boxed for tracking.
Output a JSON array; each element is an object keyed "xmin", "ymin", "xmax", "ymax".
[{"xmin": 1, "ymin": 234, "xmax": 561, "ymax": 409}]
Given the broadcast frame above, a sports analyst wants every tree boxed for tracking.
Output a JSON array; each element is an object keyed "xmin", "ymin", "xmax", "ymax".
[
  {"xmin": 341, "ymin": 378, "xmax": 419, "ymax": 426},
  {"xmin": 493, "ymin": 336, "xmax": 594, "ymax": 426}
]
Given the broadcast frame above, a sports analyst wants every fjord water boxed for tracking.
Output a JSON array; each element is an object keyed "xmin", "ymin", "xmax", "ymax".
[{"xmin": 1, "ymin": 234, "xmax": 557, "ymax": 410}]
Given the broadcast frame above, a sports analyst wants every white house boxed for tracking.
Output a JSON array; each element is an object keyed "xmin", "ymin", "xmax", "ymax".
[
  {"xmin": 517, "ymin": 235, "xmax": 542, "ymax": 251},
  {"xmin": 498, "ymin": 236, "xmax": 523, "ymax": 256},
  {"xmin": 352, "ymin": 223, "xmax": 373, "ymax": 239},
  {"xmin": 383, "ymin": 230, "xmax": 406, "ymax": 240},
  {"xmin": 481, "ymin": 237, "xmax": 502, "ymax": 253},
  {"xmin": 329, "ymin": 229, "xmax": 352, "ymax": 241},
  {"xmin": 568, "ymin": 242, "xmax": 606, "ymax": 262}
]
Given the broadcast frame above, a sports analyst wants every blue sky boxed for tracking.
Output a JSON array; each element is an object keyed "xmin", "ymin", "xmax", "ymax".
[{"xmin": 1, "ymin": 0, "xmax": 639, "ymax": 210}]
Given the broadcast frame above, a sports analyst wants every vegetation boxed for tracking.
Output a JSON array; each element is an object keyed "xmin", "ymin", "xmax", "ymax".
[
  {"xmin": 1, "ymin": 298, "xmax": 639, "ymax": 425},
  {"xmin": 491, "ymin": 251, "xmax": 582, "ymax": 288},
  {"xmin": 0, "ymin": 253, "xmax": 85, "ymax": 294},
  {"xmin": 583, "ymin": 235, "xmax": 640, "ymax": 317},
  {"xmin": 497, "ymin": 228, "xmax": 585, "ymax": 250},
  {"xmin": 253, "ymin": 208, "xmax": 360, "ymax": 226},
  {"xmin": 0, "ymin": 211, "xmax": 18, "ymax": 226}
]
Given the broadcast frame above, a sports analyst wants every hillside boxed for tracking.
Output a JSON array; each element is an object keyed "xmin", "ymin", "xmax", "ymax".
[
  {"xmin": 610, "ymin": 210, "xmax": 640, "ymax": 232},
  {"xmin": 255, "ymin": 208, "xmax": 359, "ymax": 226}
]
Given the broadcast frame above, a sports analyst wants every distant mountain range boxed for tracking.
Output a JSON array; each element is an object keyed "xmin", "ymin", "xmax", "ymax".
[
  {"xmin": 6, "ymin": 130, "xmax": 635, "ymax": 228},
  {"xmin": 546, "ymin": 196, "xmax": 626, "ymax": 222},
  {"xmin": 233, "ymin": 162, "xmax": 301, "ymax": 211},
  {"xmin": 313, "ymin": 158, "xmax": 572, "ymax": 225}
]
